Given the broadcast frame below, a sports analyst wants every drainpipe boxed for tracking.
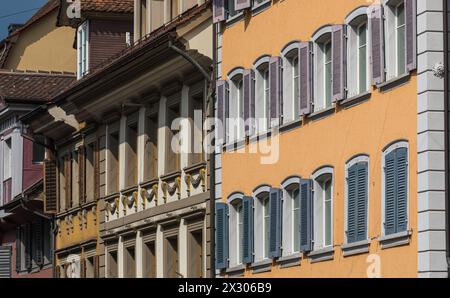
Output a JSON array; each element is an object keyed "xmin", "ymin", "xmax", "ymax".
[
  {"xmin": 444, "ymin": 0, "xmax": 450, "ymax": 275},
  {"xmin": 168, "ymin": 37, "xmax": 216, "ymax": 277}
]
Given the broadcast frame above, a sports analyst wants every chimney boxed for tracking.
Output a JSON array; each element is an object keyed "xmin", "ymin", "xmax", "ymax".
[{"xmin": 8, "ymin": 23, "xmax": 23, "ymax": 35}]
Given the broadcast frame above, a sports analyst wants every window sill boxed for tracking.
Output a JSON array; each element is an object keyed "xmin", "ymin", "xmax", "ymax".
[
  {"xmin": 183, "ymin": 161, "xmax": 207, "ymax": 174},
  {"xmin": 339, "ymin": 92, "xmax": 371, "ymax": 109},
  {"xmin": 121, "ymin": 185, "xmax": 138, "ymax": 195},
  {"xmin": 226, "ymin": 264, "xmax": 246, "ymax": 277},
  {"xmin": 378, "ymin": 230, "xmax": 412, "ymax": 249},
  {"xmin": 139, "ymin": 178, "xmax": 159, "ymax": 189},
  {"xmin": 376, "ymin": 73, "xmax": 411, "ymax": 92},
  {"xmin": 278, "ymin": 253, "xmax": 301, "ymax": 268},
  {"xmin": 308, "ymin": 246, "xmax": 334, "ymax": 263},
  {"xmin": 308, "ymin": 106, "xmax": 335, "ymax": 121},
  {"xmin": 279, "ymin": 119, "xmax": 301, "ymax": 133},
  {"xmin": 251, "ymin": 259, "xmax": 273, "ymax": 274},
  {"xmin": 251, "ymin": 1, "xmax": 271, "ymax": 17},
  {"xmin": 160, "ymin": 170, "xmax": 182, "ymax": 181},
  {"xmin": 341, "ymin": 239, "xmax": 370, "ymax": 257},
  {"xmin": 226, "ymin": 13, "xmax": 244, "ymax": 28}
]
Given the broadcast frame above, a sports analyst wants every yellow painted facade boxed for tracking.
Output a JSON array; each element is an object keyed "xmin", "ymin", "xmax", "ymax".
[
  {"xmin": 4, "ymin": 10, "xmax": 76, "ymax": 73},
  {"xmin": 219, "ymin": 0, "xmax": 418, "ymax": 277}
]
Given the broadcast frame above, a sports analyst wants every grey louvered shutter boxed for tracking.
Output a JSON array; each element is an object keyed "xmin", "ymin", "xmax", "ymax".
[
  {"xmin": 384, "ymin": 150, "xmax": 396, "ymax": 235},
  {"xmin": 213, "ymin": 0, "xmax": 226, "ymax": 23},
  {"xmin": 16, "ymin": 227, "xmax": 21, "ymax": 272},
  {"xmin": 215, "ymin": 202, "xmax": 229, "ymax": 270},
  {"xmin": 34, "ymin": 220, "xmax": 44, "ymax": 267},
  {"xmin": 268, "ymin": 188, "xmax": 281, "ymax": 258},
  {"xmin": 369, "ymin": 4, "xmax": 385, "ymax": 85},
  {"xmin": 396, "ymin": 147, "xmax": 408, "ymax": 232},
  {"xmin": 356, "ymin": 163, "xmax": 368, "ymax": 242},
  {"xmin": 24, "ymin": 223, "xmax": 31, "ymax": 270},
  {"xmin": 235, "ymin": 0, "xmax": 251, "ymax": 11},
  {"xmin": 299, "ymin": 179, "xmax": 313, "ymax": 252},
  {"xmin": 347, "ymin": 164, "xmax": 358, "ymax": 243},
  {"xmin": 299, "ymin": 42, "xmax": 312, "ymax": 115},
  {"xmin": 405, "ymin": 0, "xmax": 416, "ymax": 71},
  {"xmin": 216, "ymin": 80, "xmax": 228, "ymax": 145},
  {"xmin": 0, "ymin": 246, "xmax": 12, "ymax": 278},
  {"xmin": 242, "ymin": 196, "xmax": 254, "ymax": 264},
  {"xmin": 332, "ymin": 25, "xmax": 346, "ymax": 102},
  {"xmin": 269, "ymin": 57, "xmax": 282, "ymax": 127},
  {"xmin": 243, "ymin": 69, "xmax": 255, "ymax": 137}
]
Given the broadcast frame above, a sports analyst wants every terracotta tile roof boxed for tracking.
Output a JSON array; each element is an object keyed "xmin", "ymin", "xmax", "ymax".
[
  {"xmin": 0, "ymin": 70, "xmax": 76, "ymax": 103},
  {"xmin": 80, "ymin": 0, "xmax": 134, "ymax": 14}
]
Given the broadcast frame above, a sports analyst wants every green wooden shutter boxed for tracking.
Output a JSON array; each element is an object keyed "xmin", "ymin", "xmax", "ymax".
[
  {"xmin": 242, "ymin": 196, "xmax": 254, "ymax": 264},
  {"xmin": 300, "ymin": 179, "xmax": 313, "ymax": 252},
  {"xmin": 347, "ymin": 164, "xmax": 358, "ymax": 243},
  {"xmin": 268, "ymin": 188, "xmax": 282, "ymax": 258},
  {"xmin": 384, "ymin": 150, "xmax": 396, "ymax": 235},
  {"xmin": 215, "ymin": 202, "xmax": 229, "ymax": 270},
  {"xmin": 356, "ymin": 163, "xmax": 368, "ymax": 242},
  {"xmin": 396, "ymin": 147, "xmax": 408, "ymax": 233}
]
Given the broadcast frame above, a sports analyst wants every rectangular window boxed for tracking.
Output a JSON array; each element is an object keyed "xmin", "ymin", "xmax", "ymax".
[
  {"xmin": 164, "ymin": 236, "xmax": 179, "ymax": 277},
  {"xmin": 85, "ymin": 143, "xmax": 95, "ymax": 202},
  {"xmin": 396, "ymin": 2, "xmax": 406, "ymax": 75},
  {"xmin": 150, "ymin": 0, "xmax": 164, "ymax": 32},
  {"xmin": 77, "ymin": 21, "xmax": 89, "ymax": 79},
  {"xmin": 107, "ymin": 250, "xmax": 118, "ymax": 278},
  {"xmin": 124, "ymin": 246, "xmax": 136, "ymax": 278},
  {"xmin": 357, "ymin": 23, "xmax": 368, "ymax": 94},
  {"xmin": 71, "ymin": 151, "xmax": 79, "ymax": 206},
  {"xmin": 125, "ymin": 122, "xmax": 138, "ymax": 189},
  {"xmin": 143, "ymin": 241, "xmax": 156, "ymax": 278},
  {"xmin": 32, "ymin": 136, "xmax": 45, "ymax": 163},
  {"xmin": 166, "ymin": 103, "xmax": 181, "ymax": 174},
  {"xmin": 189, "ymin": 94, "xmax": 204, "ymax": 166},
  {"xmin": 3, "ymin": 138, "xmax": 11, "ymax": 179},
  {"xmin": 144, "ymin": 114, "xmax": 158, "ymax": 181},
  {"xmin": 85, "ymin": 256, "xmax": 95, "ymax": 278},
  {"xmin": 58, "ymin": 157, "xmax": 66, "ymax": 211},
  {"xmin": 291, "ymin": 188, "xmax": 300, "ymax": 252},
  {"xmin": 188, "ymin": 230, "xmax": 203, "ymax": 278},
  {"xmin": 107, "ymin": 130, "xmax": 119, "ymax": 194}
]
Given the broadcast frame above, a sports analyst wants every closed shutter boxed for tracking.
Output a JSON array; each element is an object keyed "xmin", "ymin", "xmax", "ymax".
[
  {"xmin": 269, "ymin": 57, "xmax": 282, "ymax": 127},
  {"xmin": 16, "ymin": 227, "xmax": 21, "ymax": 272},
  {"xmin": 369, "ymin": 4, "xmax": 385, "ymax": 85},
  {"xmin": 356, "ymin": 163, "xmax": 368, "ymax": 242},
  {"xmin": 243, "ymin": 69, "xmax": 255, "ymax": 137},
  {"xmin": 299, "ymin": 42, "xmax": 312, "ymax": 115},
  {"xmin": 24, "ymin": 223, "xmax": 32, "ymax": 270},
  {"xmin": 216, "ymin": 80, "xmax": 228, "ymax": 145},
  {"xmin": 347, "ymin": 164, "xmax": 358, "ymax": 243},
  {"xmin": 396, "ymin": 147, "xmax": 408, "ymax": 232},
  {"xmin": 405, "ymin": 0, "xmax": 416, "ymax": 71},
  {"xmin": 332, "ymin": 24, "xmax": 346, "ymax": 102},
  {"xmin": 34, "ymin": 220, "xmax": 44, "ymax": 267},
  {"xmin": 242, "ymin": 196, "xmax": 254, "ymax": 264},
  {"xmin": 268, "ymin": 188, "xmax": 281, "ymax": 258},
  {"xmin": 299, "ymin": 179, "xmax": 313, "ymax": 252},
  {"xmin": 235, "ymin": 0, "xmax": 250, "ymax": 11},
  {"xmin": 78, "ymin": 146, "xmax": 86, "ymax": 205},
  {"xmin": 0, "ymin": 246, "xmax": 12, "ymax": 278},
  {"xmin": 384, "ymin": 150, "xmax": 396, "ymax": 235},
  {"xmin": 347, "ymin": 162, "xmax": 368, "ymax": 243},
  {"xmin": 44, "ymin": 159, "xmax": 57, "ymax": 214},
  {"xmin": 213, "ymin": 0, "xmax": 226, "ymax": 23},
  {"xmin": 215, "ymin": 202, "xmax": 229, "ymax": 270}
]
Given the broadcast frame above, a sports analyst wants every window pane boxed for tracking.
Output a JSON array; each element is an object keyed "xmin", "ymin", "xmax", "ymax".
[
  {"xmin": 263, "ymin": 198, "xmax": 270, "ymax": 258},
  {"xmin": 292, "ymin": 188, "xmax": 300, "ymax": 252},
  {"xmin": 358, "ymin": 24, "xmax": 367, "ymax": 93},
  {"xmin": 324, "ymin": 180, "xmax": 332, "ymax": 247},
  {"xmin": 324, "ymin": 42, "xmax": 332, "ymax": 108},
  {"xmin": 397, "ymin": 4, "xmax": 406, "ymax": 75},
  {"xmin": 292, "ymin": 57, "xmax": 299, "ymax": 120},
  {"xmin": 238, "ymin": 204, "xmax": 244, "ymax": 264}
]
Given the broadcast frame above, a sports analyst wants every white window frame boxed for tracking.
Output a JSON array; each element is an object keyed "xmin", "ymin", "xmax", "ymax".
[
  {"xmin": 344, "ymin": 155, "xmax": 370, "ymax": 244},
  {"xmin": 381, "ymin": 140, "xmax": 409, "ymax": 236},
  {"xmin": 281, "ymin": 42, "xmax": 301, "ymax": 124},
  {"xmin": 384, "ymin": 0, "xmax": 407, "ymax": 80},
  {"xmin": 345, "ymin": 7, "xmax": 370, "ymax": 98},
  {"xmin": 252, "ymin": 185, "xmax": 271, "ymax": 262},
  {"xmin": 77, "ymin": 21, "xmax": 89, "ymax": 79},
  {"xmin": 253, "ymin": 56, "xmax": 270, "ymax": 133},
  {"xmin": 227, "ymin": 192, "xmax": 244, "ymax": 267},
  {"xmin": 281, "ymin": 176, "xmax": 301, "ymax": 257},
  {"xmin": 227, "ymin": 68, "xmax": 245, "ymax": 143},
  {"xmin": 312, "ymin": 26, "xmax": 333, "ymax": 112},
  {"xmin": 3, "ymin": 137, "xmax": 12, "ymax": 180},
  {"xmin": 311, "ymin": 167, "xmax": 334, "ymax": 251}
]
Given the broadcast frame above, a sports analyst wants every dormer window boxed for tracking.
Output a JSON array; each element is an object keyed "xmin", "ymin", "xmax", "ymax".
[{"xmin": 77, "ymin": 21, "xmax": 89, "ymax": 79}]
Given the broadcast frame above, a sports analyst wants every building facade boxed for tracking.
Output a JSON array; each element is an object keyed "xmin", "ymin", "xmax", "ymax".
[{"xmin": 213, "ymin": 0, "xmax": 449, "ymax": 278}]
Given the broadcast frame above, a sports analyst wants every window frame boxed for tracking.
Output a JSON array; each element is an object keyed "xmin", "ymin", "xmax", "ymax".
[
  {"xmin": 281, "ymin": 176, "xmax": 301, "ymax": 257},
  {"xmin": 384, "ymin": 0, "xmax": 407, "ymax": 80},
  {"xmin": 227, "ymin": 68, "xmax": 245, "ymax": 143},
  {"xmin": 252, "ymin": 185, "xmax": 271, "ymax": 262},
  {"xmin": 381, "ymin": 140, "xmax": 409, "ymax": 236},
  {"xmin": 344, "ymin": 155, "xmax": 370, "ymax": 244},
  {"xmin": 312, "ymin": 26, "xmax": 333, "ymax": 112},
  {"xmin": 3, "ymin": 137, "xmax": 12, "ymax": 180},
  {"xmin": 253, "ymin": 56, "xmax": 271, "ymax": 133},
  {"xmin": 227, "ymin": 192, "xmax": 245, "ymax": 267},
  {"xmin": 281, "ymin": 42, "xmax": 301, "ymax": 124},
  {"xmin": 76, "ymin": 21, "xmax": 89, "ymax": 79}
]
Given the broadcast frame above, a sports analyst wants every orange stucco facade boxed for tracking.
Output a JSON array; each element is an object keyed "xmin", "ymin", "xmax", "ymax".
[{"xmin": 219, "ymin": 0, "xmax": 418, "ymax": 277}]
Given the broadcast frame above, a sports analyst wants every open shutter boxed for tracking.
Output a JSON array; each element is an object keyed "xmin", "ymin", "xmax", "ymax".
[
  {"xmin": 396, "ymin": 147, "xmax": 408, "ymax": 232},
  {"xmin": 268, "ymin": 188, "xmax": 281, "ymax": 258},
  {"xmin": 356, "ymin": 163, "xmax": 368, "ymax": 242},
  {"xmin": 332, "ymin": 24, "xmax": 346, "ymax": 102},
  {"xmin": 242, "ymin": 196, "xmax": 254, "ymax": 264},
  {"xmin": 299, "ymin": 42, "xmax": 312, "ymax": 115},
  {"xmin": 34, "ymin": 220, "xmax": 44, "ymax": 267},
  {"xmin": 405, "ymin": 0, "xmax": 416, "ymax": 71},
  {"xmin": 0, "ymin": 246, "xmax": 12, "ymax": 278},
  {"xmin": 269, "ymin": 57, "xmax": 282, "ymax": 127},
  {"xmin": 24, "ymin": 223, "xmax": 31, "ymax": 270},
  {"xmin": 78, "ymin": 146, "xmax": 86, "ymax": 205},
  {"xmin": 384, "ymin": 150, "xmax": 396, "ymax": 235},
  {"xmin": 235, "ymin": 0, "xmax": 251, "ymax": 11},
  {"xmin": 215, "ymin": 202, "xmax": 229, "ymax": 270},
  {"xmin": 299, "ymin": 179, "xmax": 313, "ymax": 252},
  {"xmin": 369, "ymin": 4, "xmax": 385, "ymax": 85},
  {"xmin": 216, "ymin": 80, "xmax": 228, "ymax": 145},
  {"xmin": 347, "ymin": 164, "xmax": 358, "ymax": 243},
  {"xmin": 243, "ymin": 69, "xmax": 255, "ymax": 137},
  {"xmin": 44, "ymin": 159, "xmax": 57, "ymax": 214},
  {"xmin": 213, "ymin": 0, "xmax": 226, "ymax": 23}
]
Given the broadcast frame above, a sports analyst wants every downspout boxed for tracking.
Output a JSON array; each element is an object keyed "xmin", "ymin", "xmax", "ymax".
[
  {"xmin": 168, "ymin": 37, "xmax": 216, "ymax": 277},
  {"xmin": 444, "ymin": 0, "xmax": 450, "ymax": 275}
]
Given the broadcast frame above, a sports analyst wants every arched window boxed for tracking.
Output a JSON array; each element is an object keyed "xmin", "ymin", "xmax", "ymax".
[
  {"xmin": 227, "ymin": 68, "xmax": 245, "ymax": 142},
  {"xmin": 253, "ymin": 56, "xmax": 271, "ymax": 133},
  {"xmin": 227, "ymin": 192, "xmax": 244, "ymax": 266},
  {"xmin": 252, "ymin": 185, "xmax": 271, "ymax": 262},
  {"xmin": 281, "ymin": 42, "xmax": 301, "ymax": 124},
  {"xmin": 312, "ymin": 167, "xmax": 334, "ymax": 250},
  {"xmin": 281, "ymin": 177, "xmax": 301, "ymax": 256},
  {"xmin": 312, "ymin": 25, "xmax": 333, "ymax": 112}
]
